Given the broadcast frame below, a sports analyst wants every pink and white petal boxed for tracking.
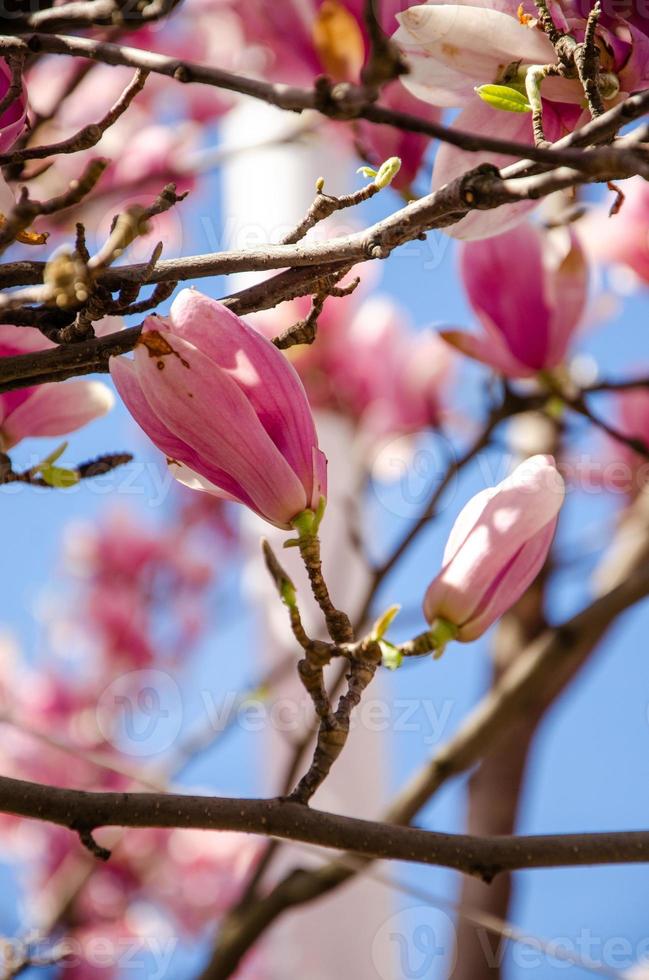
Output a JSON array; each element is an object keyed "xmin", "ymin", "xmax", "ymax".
[
  {"xmin": 2, "ymin": 380, "xmax": 113, "ymax": 448},
  {"xmin": 166, "ymin": 290, "xmax": 319, "ymax": 499},
  {"xmin": 394, "ymin": 6, "xmax": 555, "ymax": 108},
  {"xmin": 412, "ymin": 0, "xmax": 534, "ymax": 16},
  {"xmin": 441, "ymin": 484, "xmax": 500, "ymax": 565},
  {"xmin": 440, "ymin": 328, "xmax": 532, "ymax": 377},
  {"xmin": 394, "ymin": 28, "xmax": 484, "ymax": 106},
  {"xmin": 619, "ymin": 23, "xmax": 649, "ymax": 93},
  {"xmin": 425, "ymin": 455, "xmax": 564, "ymax": 625},
  {"xmin": 0, "ymin": 60, "xmax": 27, "ymax": 154},
  {"xmin": 168, "ymin": 461, "xmax": 239, "ymax": 502},
  {"xmin": 111, "ymin": 355, "xmax": 261, "ymax": 513},
  {"xmin": 132, "ymin": 333, "xmax": 308, "ymax": 526},
  {"xmin": 93, "ymin": 315, "xmax": 125, "ymax": 338},
  {"xmin": 431, "ymin": 103, "xmax": 540, "ymax": 240},
  {"xmin": 458, "ymin": 516, "xmax": 557, "ymax": 639},
  {"xmin": 0, "ymin": 323, "xmax": 54, "ymax": 354}
]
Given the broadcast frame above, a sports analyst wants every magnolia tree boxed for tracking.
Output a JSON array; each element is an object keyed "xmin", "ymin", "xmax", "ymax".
[{"xmin": 1, "ymin": 0, "xmax": 649, "ymax": 977}]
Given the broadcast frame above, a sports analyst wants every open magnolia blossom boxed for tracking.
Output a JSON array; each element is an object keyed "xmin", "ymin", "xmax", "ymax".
[
  {"xmin": 0, "ymin": 326, "xmax": 114, "ymax": 451},
  {"xmin": 441, "ymin": 222, "xmax": 587, "ymax": 377},
  {"xmin": 110, "ymin": 289, "xmax": 327, "ymax": 529},
  {"xmin": 423, "ymin": 454, "xmax": 565, "ymax": 641},
  {"xmin": 393, "ymin": 0, "xmax": 649, "ymax": 238}
]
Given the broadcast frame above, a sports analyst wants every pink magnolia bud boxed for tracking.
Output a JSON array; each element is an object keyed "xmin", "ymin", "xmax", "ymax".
[
  {"xmin": 442, "ymin": 223, "xmax": 587, "ymax": 377},
  {"xmin": 110, "ymin": 289, "xmax": 327, "ymax": 529},
  {"xmin": 423, "ymin": 455, "xmax": 564, "ymax": 641}
]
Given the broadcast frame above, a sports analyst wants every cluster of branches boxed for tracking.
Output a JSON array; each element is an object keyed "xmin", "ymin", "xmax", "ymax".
[{"xmin": 1, "ymin": 1, "xmax": 649, "ymax": 977}]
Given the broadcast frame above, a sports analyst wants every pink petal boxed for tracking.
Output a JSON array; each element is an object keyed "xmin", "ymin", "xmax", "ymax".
[
  {"xmin": 440, "ymin": 328, "xmax": 532, "ymax": 377},
  {"xmin": 431, "ymin": 102, "xmax": 545, "ymax": 240},
  {"xmin": 0, "ymin": 58, "xmax": 27, "ymax": 154},
  {"xmin": 441, "ymin": 484, "xmax": 500, "ymax": 564},
  {"xmin": 458, "ymin": 515, "xmax": 557, "ymax": 639},
  {"xmin": 423, "ymin": 454, "xmax": 564, "ymax": 626},
  {"xmin": 460, "ymin": 224, "xmax": 553, "ymax": 370},
  {"xmin": 543, "ymin": 228, "xmax": 587, "ymax": 368},
  {"xmin": 110, "ymin": 353, "xmax": 261, "ymax": 515},
  {"xmin": 311, "ymin": 447, "xmax": 328, "ymax": 509},
  {"xmin": 1, "ymin": 381, "xmax": 113, "ymax": 449},
  {"xmin": 165, "ymin": 289, "xmax": 320, "ymax": 505},
  {"xmin": 394, "ymin": 5, "xmax": 554, "ymax": 107},
  {"xmin": 132, "ymin": 331, "xmax": 308, "ymax": 527}
]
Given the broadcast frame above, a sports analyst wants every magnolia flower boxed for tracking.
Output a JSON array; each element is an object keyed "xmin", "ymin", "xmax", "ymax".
[
  {"xmin": 442, "ymin": 223, "xmax": 587, "ymax": 377},
  {"xmin": 0, "ymin": 325, "xmax": 114, "ymax": 451},
  {"xmin": 110, "ymin": 289, "xmax": 327, "ymax": 529},
  {"xmin": 423, "ymin": 454, "xmax": 564, "ymax": 640},
  {"xmin": 393, "ymin": 1, "xmax": 649, "ymax": 237},
  {"xmin": 0, "ymin": 57, "xmax": 27, "ymax": 153}
]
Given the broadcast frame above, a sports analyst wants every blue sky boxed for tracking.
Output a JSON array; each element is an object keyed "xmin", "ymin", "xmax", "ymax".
[{"xmin": 2, "ymin": 159, "xmax": 649, "ymax": 979}]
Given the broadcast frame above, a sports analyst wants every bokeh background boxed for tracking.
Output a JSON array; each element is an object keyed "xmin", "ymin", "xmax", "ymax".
[{"xmin": 2, "ymin": 37, "xmax": 649, "ymax": 979}]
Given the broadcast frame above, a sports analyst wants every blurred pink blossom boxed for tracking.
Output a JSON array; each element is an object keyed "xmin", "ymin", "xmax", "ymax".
[
  {"xmin": 222, "ymin": 0, "xmax": 440, "ymax": 189},
  {"xmin": 442, "ymin": 223, "xmax": 587, "ymax": 377},
  {"xmin": 250, "ymin": 283, "xmax": 453, "ymax": 443},
  {"xmin": 579, "ymin": 176, "xmax": 649, "ymax": 285},
  {"xmin": 0, "ymin": 325, "xmax": 113, "ymax": 451}
]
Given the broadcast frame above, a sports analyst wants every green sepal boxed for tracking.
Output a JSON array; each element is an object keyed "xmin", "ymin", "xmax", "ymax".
[
  {"xmin": 286, "ymin": 496, "xmax": 327, "ymax": 546},
  {"xmin": 428, "ymin": 617, "xmax": 459, "ymax": 659}
]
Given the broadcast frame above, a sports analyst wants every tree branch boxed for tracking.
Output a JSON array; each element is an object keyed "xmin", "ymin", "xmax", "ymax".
[
  {"xmin": 0, "ymin": 35, "xmax": 647, "ymax": 171},
  {"xmin": 2, "ymin": 775, "xmax": 649, "ymax": 881},
  {"xmin": 200, "ymin": 556, "xmax": 649, "ymax": 978}
]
